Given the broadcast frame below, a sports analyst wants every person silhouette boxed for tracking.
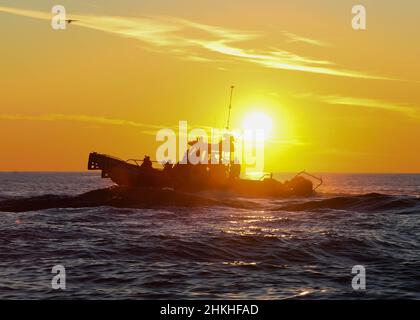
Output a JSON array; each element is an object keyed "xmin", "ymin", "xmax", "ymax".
[{"xmin": 141, "ymin": 155, "xmax": 152, "ymax": 168}]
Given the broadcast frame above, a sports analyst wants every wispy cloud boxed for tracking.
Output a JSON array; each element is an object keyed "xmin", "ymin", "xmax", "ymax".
[
  {"xmin": 283, "ymin": 31, "xmax": 329, "ymax": 47},
  {"xmin": 201, "ymin": 41, "xmax": 385, "ymax": 79},
  {"xmin": 0, "ymin": 113, "xmax": 163, "ymax": 133},
  {"xmin": 295, "ymin": 93, "xmax": 419, "ymax": 118},
  {"xmin": 0, "ymin": 113, "xmax": 309, "ymax": 146},
  {"xmin": 269, "ymin": 138, "xmax": 309, "ymax": 146},
  {"xmin": 0, "ymin": 113, "xmax": 219, "ymax": 133},
  {"xmin": 0, "ymin": 6, "xmax": 393, "ymax": 80}
]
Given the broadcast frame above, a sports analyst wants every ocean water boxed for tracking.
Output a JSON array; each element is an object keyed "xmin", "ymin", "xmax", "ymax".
[{"xmin": 0, "ymin": 172, "xmax": 419, "ymax": 299}]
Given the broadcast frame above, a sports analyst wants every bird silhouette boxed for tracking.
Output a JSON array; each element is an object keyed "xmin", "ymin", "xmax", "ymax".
[{"xmin": 65, "ymin": 19, "xmax": 78, "ymax": 24}]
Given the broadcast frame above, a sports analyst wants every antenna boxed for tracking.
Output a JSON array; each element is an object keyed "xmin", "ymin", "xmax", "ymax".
[{"xmin": 226, "ymin": 85, "xmax": 234, "ymax": 130}]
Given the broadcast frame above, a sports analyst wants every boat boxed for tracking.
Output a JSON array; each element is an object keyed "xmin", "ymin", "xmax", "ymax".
[
  {"xmin": 87, "ymin": 152, "xmax": 322, "ymax": 198},
  {"xmin": 87, "ymin": 86, "xmax": 322, "ymax": 198}
]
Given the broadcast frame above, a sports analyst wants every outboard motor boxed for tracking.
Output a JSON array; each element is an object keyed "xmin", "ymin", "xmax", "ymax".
[{"xmin": 286, "ymin": 176, "xmax": 314, "ymax": 197}]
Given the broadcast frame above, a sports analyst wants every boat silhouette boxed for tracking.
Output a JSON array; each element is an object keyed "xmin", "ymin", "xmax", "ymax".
[
  {"xmin": 87, "ymin": 87, "xmax": 322, "ymax": 198},
  {"xmin": 87, "ymin": 152, "xmax": 321, "ymax": 198}
]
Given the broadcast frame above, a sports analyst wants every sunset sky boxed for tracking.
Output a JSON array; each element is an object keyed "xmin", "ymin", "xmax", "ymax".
[{"xmin": 1, "ymin": 0, "xmax": 419, "ymax": 172}]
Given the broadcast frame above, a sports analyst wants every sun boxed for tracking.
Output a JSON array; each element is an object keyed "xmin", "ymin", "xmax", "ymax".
[{"xmin": 242, "ymin": 112, "xmax": 273, "ymax": 137}]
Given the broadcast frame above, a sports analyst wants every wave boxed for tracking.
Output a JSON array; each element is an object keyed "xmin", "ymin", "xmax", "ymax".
[
  {"xmin": 0, "ymin": 186, "xmax": 258, "ymax": 212},
  {"xmin": 276, "ymin": 193, "xmax": 420, "ymax": 213},
  {"xmin": 1, "ymin": 186, "xmax": 419, "ymax": 214},
  {"xmin": 1, "ymin": 187, "xmax": 420, "ymax": 299}
]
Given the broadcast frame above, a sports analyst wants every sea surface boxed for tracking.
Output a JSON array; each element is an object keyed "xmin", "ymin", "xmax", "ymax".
[{"xmin": 0, "ymin": 172, "xmax": 419, "ymax": 299}]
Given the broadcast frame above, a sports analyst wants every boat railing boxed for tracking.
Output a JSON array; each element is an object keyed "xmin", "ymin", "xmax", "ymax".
[
  {"xmin": 259, "ymin": 173, "xmax": 274, "ymax": 180},
  {"xmin": 126, "ymin": 159, "xmax": 160, "ymax": 166},
  {"xmin": 294, "ymin": 170, "xmax": 323, "ymax": 190}
]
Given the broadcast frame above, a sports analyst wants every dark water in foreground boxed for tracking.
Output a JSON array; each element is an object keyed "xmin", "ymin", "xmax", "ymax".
[{"xmin": 0, "ymin": 172, "xmax": 419, "ymax": 299}]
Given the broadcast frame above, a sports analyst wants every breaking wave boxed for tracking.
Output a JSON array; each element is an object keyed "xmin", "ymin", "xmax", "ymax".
[
  {"xmin": 0, "ymin": 187, "xmax": 259, "ymax": 212},
  {"xmin": 1, "ymin": 186, "xmax": 419, "ymax": 215},
  {"xmin": 275, "ymin": 193, "xmax": 420, "ymax": 214}
]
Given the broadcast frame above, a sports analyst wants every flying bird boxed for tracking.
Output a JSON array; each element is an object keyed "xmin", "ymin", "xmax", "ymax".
[{"xmin": 65, "ymin": 19, "xmax": 78, "ymax": 24}]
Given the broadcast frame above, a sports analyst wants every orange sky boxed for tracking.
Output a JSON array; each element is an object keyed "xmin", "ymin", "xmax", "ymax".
[{"xmin": 0, "ymin": 1, "xmax": 419, "ymax": 172}]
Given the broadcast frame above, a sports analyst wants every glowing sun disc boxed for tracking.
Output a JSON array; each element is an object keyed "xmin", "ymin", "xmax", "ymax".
[{"xmin": 242, "ymin": 112, "xmax": 273, "ymax": 133}]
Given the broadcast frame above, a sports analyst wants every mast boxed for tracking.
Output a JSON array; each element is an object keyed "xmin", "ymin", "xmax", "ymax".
[{"xmin": 226, "ymin": 85, "xmax": 234, "ymax": 130}]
